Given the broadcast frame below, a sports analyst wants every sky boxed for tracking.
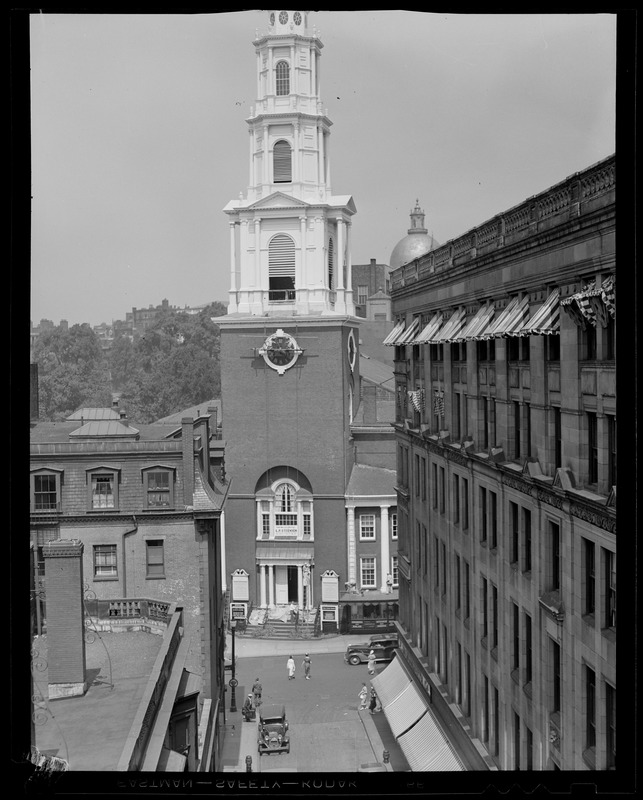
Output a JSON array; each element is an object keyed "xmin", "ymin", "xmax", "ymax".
[{"xmin": 28, "ymin": 10, "xmax": 617, "ymax": 328}]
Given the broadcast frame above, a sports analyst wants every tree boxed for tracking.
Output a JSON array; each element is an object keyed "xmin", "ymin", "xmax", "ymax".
[
  {"xmin": 113, "ymin": 303, "xmax": 226, "ymax": 422},
  {"xmin": 32, "ymin": 323, "xmax": 112, "ymax": 419}
]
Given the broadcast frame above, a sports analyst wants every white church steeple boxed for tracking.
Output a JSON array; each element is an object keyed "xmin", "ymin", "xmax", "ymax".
[{"xmin": 224, "ymin": 10, "xmax": 356, "ymax": 317}]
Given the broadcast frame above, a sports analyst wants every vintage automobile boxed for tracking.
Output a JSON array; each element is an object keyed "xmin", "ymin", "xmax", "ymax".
[
  {"xmin": 344, "ymin": 633, "xmax": 399, "ymax": 666},
  {"xmin": 257, "ymin": 704, "xmax": 290, "ymax": 755}
]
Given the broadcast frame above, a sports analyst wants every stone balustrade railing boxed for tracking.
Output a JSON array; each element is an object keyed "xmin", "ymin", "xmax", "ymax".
[{"xmin": 391, "ymin": 155, "xmax": 614, "ymax": 291}]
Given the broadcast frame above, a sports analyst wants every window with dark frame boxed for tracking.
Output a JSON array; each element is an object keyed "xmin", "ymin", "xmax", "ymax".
[
  {"xmin": 585, "ymin": 665, "xmax": 596, "ymax": 750},
  {"xmin": 441, "ymin": 541, "xmax": 447, "ymax": 597},
  {"xmin": 552, "ymin": 639, "xmax": 561, "ymax": 712},
  {"xmin": 455, "ymin": 554, "xmax": 461, "ymax": 611},
  {"xmin": 525, "ymin": 403, "xmax": 532, "ymax": 457},
  {"xmin": 482, "ymin": 577, "xmax": 488, "ymax": 641},
  {"xmin": 584, "ymin": 538, "xmax": 595, "ymax": 615},
  {"xmin": 94, "ymin": 544, "xmax": 117, "ymax": 578},
  {"xmin": 462, "ymin": 477, "xmax": 470, "ymax": 530},
  {"xmin": 439, "ymin": 466, "xmax": 445, "ymax": 514},
  {"xmin": 510, "ymin": 501, "xmax": 519, "ymax": 564},
  {"xmin": 490, "ymin": 491, "xmax": 497, "ymax": 549},
  {"xmin": 432, "ymin": 462, "xmax": 438, "ymax": 509},
  {"xmin": 581, "ymin": 324, "xmax": 597, "ymax": 361},
  {"xmin": 491, "ymin": 584, "xmax": 498, "ymax": 649},
  {"xmin": 514, "ymin": 712, "xmax": 521, "ymax": 770},
  {"xmin": 554, "ymin": 407, "xmax": 562, "ymax": 470},
  {"xmin": 546, "ymin": 333, "xmax": 560, "ymax": 361},
  {"xmin": 464, "ymin": 560, "xmax": 471, "ymax": 620},
  {"xmin": 512, "ymin": 602, "xmax": 520, "ymax": 672},
  {"xmin": 453, "ymin": 474, "xmax": 460, "ymax": 524},
  {"xmin": 514, "ymin": 401, "xmax": 521, "ymax": 459},
  {"xmin": 482, "ymin": 675, "xmax": 490, "ymax": 742},
  {"xmin": 90, "ymin": 472, "xmax": 116, "ymax": 509},
  {"xmin": 605, "ymin": 682, "xmax": 616, "ymax": 768},
  {"xmin": 587, "ymin": 411, "xmax": 598, "ymax": 484},
  {"xmin": 32, "ymin": 472, "xmax": 59, "ymax": 511},
  {"xmin": 145, "ymin": 469, "xmax": 172, "ymax": 508},
  {"xmin": 480, "ymin": 487, "xmax": 488, "ymax": 542},
  {"xmin": 603, "ymin": 316, "xmax": 615, "ymax": 360},
  {"xmin": 604, "ymin": 548, "xmax": 616, "ymax": 629},
  {"xmin": 523, "ymin": 508, "xmax": 532, "ymax": 573},
  {"xmin": 550, "ymin": 521, "xmax": 561, "ymax": 591},
  {"xmin": 146, "ymin": 539, "xmax": 165, "ymax": 578},
  {"xmin": 525, "ymin": 612, "xmax": 532, "ymax": 685},
  {"xmin": 607, "ymin": 415, "xmax": 616, "ymax": 487}
]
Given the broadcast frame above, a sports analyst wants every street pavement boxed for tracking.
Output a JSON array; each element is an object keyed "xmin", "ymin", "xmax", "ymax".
[{"xmin": 220, "ymin": 633, "xmax": 409, "ymax": 772}]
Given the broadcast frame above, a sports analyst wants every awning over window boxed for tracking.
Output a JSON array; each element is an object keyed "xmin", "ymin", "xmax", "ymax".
[
  {"xmin": 480, "ymin": 295, "xmax": 530, "ymax": 339},
  {"xmin": 561, "ymin": 275, "xmax": 615, "ymax": 328},
  {"xmin": 397, "ymin": 709, "xmax": 465, "ymax": 771},
  {"xmin": 381, "ymin": 681, "xmax": 427, "ymax": 738},
  {"xmin": 396, "ymin": 317, "xmax": 422, "ymax": 346},
  {"xmin": 255, "ymin": 546, "xmax": 314, "ymax": 562},
  {"xmin": 453, "ymin": 302, "xmax": 495, "ymax": 342},
  {"xmin": 413, "ymin": 313, "xmax": 444, "ymax": 344},
  {"xmin": 370, "ymin": 654, "xmax": 411, "ymax": 707},
  {"xmin": 515, "ymin": 289, "xmax": 559, "ymax": 336},
  {"xmin": 383, "ymin": 320, "xmax": 406, "ymax": 346},
  {"xmin": 429, "ymin": 307, "xmax": 467, "ymax": 344}
]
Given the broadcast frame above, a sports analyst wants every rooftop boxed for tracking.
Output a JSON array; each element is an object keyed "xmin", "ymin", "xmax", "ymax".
[{"xmin": 32, "ymin": 631, "xmax": 162, "ymax": 771}]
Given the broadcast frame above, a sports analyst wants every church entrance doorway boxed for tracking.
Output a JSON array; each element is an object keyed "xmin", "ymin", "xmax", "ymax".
[{"xmin": 287, "ymin": 565, "xmax": 298, "ymax": 603}]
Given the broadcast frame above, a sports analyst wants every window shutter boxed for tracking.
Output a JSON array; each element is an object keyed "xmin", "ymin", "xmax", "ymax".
[
  {"xmin": 273, "ymin": 140, "xmax": 292, "ymax": 183},
  {"xmin": 269, "ymin": 234, "xmax": 296, "ymax": 280}
]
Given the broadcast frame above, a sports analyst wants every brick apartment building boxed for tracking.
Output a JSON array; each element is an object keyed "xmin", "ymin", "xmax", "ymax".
[
  {"xmin": 387, "ymin": 155, "xmax": 616, "ymax": 770},
  {"xmin": 29, "ymin": 404, "xmax": 230, "ymax": 765}
]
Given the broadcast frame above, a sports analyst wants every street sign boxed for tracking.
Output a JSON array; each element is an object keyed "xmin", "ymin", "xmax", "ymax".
[{"xmin": 229, "ymin": 678, "xmax": 238, "ymax": 688}]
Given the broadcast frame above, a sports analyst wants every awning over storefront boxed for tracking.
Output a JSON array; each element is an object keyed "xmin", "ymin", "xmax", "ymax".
[
  {"xmin": 413, "ymin": 312, "xmax": 444, "ymax": 344},
  {"xmin": 255, "ymin": 546, "xmax": 314, "ymax": 562},
  {"xmin": 395, "ymin": 317, "xmax": 422, "ymax": 346},
  {"xmin": 383, "ymin": 320, "xmax": 405, "ymax": 346},
  {"xmin": 480, "ymin": 295, "xmax": 530, "ymax": 339},
  {"xmin": 428, "ymin": 307, "xmax": 467, "ymax": 344},
  {"xmin": 381, "ymin": 681, "xmax": 427, "ymax": 738},
  {"xmin": 561, "ymin": 275, "xmax": 615, "ymax": 328},
  {"xmin": 515, "ymin": 288, "xmax": 559, "ymax": 336},
  {"xmin": 453, "ymin": 302, "xmax": 495, "ymax": 342},
  {"xmin": 371, "ymin": 655, "xmax": 464, "ymax": 771},
  {"xmin": 397, "ymin": 709, "xmax": 465, "ymax": 771},
  {"xmin": 370, "ymin": 654, "xmax": 411, "ymax": 707}
]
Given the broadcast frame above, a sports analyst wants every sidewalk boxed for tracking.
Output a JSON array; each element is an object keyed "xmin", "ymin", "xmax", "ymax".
[{"xmin": 228, "ymin": 632, "xmax": 356, "ymax": 659}]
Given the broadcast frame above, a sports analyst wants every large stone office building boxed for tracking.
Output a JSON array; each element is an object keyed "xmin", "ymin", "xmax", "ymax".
[{"xmin": 387, "ymin": 155, "xmax": 616, "ymax": 770}]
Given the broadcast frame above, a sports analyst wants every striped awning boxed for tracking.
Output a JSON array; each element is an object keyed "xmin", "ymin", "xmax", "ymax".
[
  {"xmin": 397, "ymin": 709, "xmax": 465, "ymax": 771},
  {"xmin": 562, "ymin": 275, "xmax": 615, "ymax": 328},
  {"xmin": 382, "ymin": 681, "xmax": 427, "ymax": 738},
  {"xmin": 453, "ymin": 302, "xmax": 495, "ymax": 342},
  {"xmin": 383, "ymin": 320, "xmax": 406, "ymax": 346},
  {"xmin": 370, "ymin": 655, "xmax": 411, "ymax": 707},
  {"xmin": 516, "ymin": 289, "xmax": 559, "ymax": 336},
  {"xmin": 480, "ymin": 295, "xmax": 530, "ymax": 339},
  {"xmin": 429, "ymin": 307, "xmax": 467, "ymax": 344},
  {"xmin": 413, "ymin": 312, "xmax": 444, "ymax": 344},
  {"xmin": 396, "ymin": 317, "xmax": 422, "ymax": 346}
]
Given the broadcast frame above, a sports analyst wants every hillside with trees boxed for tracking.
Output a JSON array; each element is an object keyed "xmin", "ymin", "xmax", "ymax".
[{"xmin": 32, "ymin": 302, "xmax": 227, "ymax": 422}]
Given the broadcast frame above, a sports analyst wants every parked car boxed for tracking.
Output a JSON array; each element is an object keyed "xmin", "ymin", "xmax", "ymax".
[
  {"xmin": 344, "ymin": 633, "xmax": 399, "ymax": 666},
  {"xmin": 258, "ymin": 704, "xmax": 290, "ymax": 755}
]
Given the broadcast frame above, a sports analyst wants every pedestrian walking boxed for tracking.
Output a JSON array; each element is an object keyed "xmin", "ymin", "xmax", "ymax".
[
  {"xmin": 302, "ymin": 653, "xmax": 312, "ymax": 679},
  {"xmin": 369, "ymin": 687, "xmax": 378, "ymax": 714},
  {"xmin": 252, "ymin": 677, "xmax": 262, "ymax": 708},
  {"xmin": 358, "ymin": 683, "xmax": 368, "ymax": 710},
  {"xmin": 242, "ymin": 694, "xmax": 255, "ymax": 721},
  {"xmin": 289, "ymin": 601, "xmax": 297, "ymax": 623},
  {"xmin": 287, "ymin": 655, "xmax": 296, "ymax": 680},
  {"xmin": 367, "ymin": 650, "xmax": 376, "ymax": 675}
]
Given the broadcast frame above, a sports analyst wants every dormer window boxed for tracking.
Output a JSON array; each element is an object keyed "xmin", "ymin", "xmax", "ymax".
[
  {"xmin": 275, "ymin": 60, "xmax": 290, "ymax": 96},
  {"xmin": 86, "ymin": 467, "xmax": 120, "ymax": 510},
  {"xmin": 142, "ymin": 466, "xmax": 175, "ymax": 510}
]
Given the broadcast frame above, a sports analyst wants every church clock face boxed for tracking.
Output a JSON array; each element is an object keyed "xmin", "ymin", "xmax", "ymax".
[
  {"xmin": 259, "ymin": 329, "xmax": 301, "ymax": 375},
  {"xmin": 347, "ymin": 329, "xmax": 357, "ymax": 372}
]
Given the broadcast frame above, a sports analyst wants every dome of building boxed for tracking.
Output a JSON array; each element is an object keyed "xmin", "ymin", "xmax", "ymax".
[{"xmin": 389, "ymin": 200, "xmax": 439, "ymax": 269}]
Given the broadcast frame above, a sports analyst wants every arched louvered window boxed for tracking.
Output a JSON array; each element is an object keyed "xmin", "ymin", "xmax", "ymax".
[
  {"xmin": 273, "ymin": 140, "xmax": 292, "ymax": 183},
  {"xmin": 275, "ymin": 60, "xmax": 290, "ymax": 96},
  {"xmin": 328, "ymin": 237, "xmax": 335, "ymax": 289},
  {"xmin": 269, "ymin": 234, "xmax": 296, "ymax": 301}
]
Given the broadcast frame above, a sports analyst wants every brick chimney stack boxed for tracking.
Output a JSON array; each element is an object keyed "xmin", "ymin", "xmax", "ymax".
[
  {"xmin": 182, "ymin": 417, "xmax": 195, "ymax": 506},
  {"xmin": 42, "ymin": 539, "xmax": 87, "ymax": 699}
]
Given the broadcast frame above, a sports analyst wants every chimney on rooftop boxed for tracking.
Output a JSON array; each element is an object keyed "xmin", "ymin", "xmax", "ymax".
[{"xmin": 42, "ymin": 539, "xmax": 87, "ymax": 699}]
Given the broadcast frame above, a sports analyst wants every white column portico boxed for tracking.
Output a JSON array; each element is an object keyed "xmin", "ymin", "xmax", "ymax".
[
  {"xmin": 259, "ymin": 564, "xmax": 267, "ymax": 607},
  {"xmin": 346, "ymin": 507, "xmax": 356, "ymax": 585},
  {"xmin": 268, "ymin": 564, "xmax": 275, "ymax": 607},
  {"xmin": 380, "ymin": 505, "xmax": 390, "ymax": 592}
]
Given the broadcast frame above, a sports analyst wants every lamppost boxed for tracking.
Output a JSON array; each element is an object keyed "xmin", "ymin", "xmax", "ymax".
[{"xmin": 229, "ymin": 620, "xmax": 238, "ymax": 713}]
